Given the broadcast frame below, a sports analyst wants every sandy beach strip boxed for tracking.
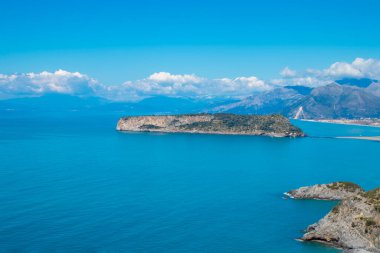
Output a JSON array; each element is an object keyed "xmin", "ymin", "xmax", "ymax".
[
  {"xmin": 299, "ymin": 119, "xmax": 380, "ymax": 128},
  {"xmin": 336, "ymin": 136, "xmax": 380, "ymax": 141}
]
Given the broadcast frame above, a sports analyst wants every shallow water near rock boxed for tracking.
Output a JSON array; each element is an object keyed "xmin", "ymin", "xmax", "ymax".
[{"xmin": 0, "ymin": 113, "xmax": 379, "ymax": 253}]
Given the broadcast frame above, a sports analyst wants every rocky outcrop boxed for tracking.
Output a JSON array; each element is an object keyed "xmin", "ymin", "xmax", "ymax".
[
  {"xmin": 116, "ymin": 114, "xmax": 305, "ymax": 137},
  {"xmin": 286, "ymin": 182, "xmax": 365, "ymax": 200},
  {"xmin": 287, "ymin": 183, "xmax": 380, "ymax": 252}
]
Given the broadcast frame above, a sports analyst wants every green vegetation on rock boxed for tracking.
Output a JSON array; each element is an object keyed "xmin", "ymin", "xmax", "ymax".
[
  {"xmin": 117, "ymin": 113, "xmax": 305, "ymax": 137},
  {"xmin": 326, "ymin": 182, "xmax": 363, "ymax": 192}
]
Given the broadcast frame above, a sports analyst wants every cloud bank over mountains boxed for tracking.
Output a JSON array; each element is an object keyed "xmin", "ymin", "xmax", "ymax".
[
  {"xmin": 275, "ymin": 58, "xmax": 380, "ymax": 87},
  {"xmin": 0, "ymin": 70, "xmax": 270, "ymax": 101},
  {"xmin": 0, "ymin": 58, "xmax": 379, "ymax": 101},
  {"xmin": 0, "ymin": 70, "xmax": 103, "ymax": 100}
]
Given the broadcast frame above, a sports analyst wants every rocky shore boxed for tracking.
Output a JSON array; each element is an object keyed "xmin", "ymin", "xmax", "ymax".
[
  {"xmin": 286, "ymin": 182, "xmax": 380, "ymax": 252},
  {"xmin": 116, "ymin": 114, "xmax": 304, "ymax": 137}
]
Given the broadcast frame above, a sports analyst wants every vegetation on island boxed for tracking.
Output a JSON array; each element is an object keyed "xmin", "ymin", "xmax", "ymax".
[
  {"xmin": 178, "ymin": 114, "xmax": 303, "ymax": 134},
  {"xmin": 326, "ymin": 182, "xmax": 363, "ymax": 192},
  {"xmin": 117, "ymin": 113, "xmax": 305, "ymax": 137}
]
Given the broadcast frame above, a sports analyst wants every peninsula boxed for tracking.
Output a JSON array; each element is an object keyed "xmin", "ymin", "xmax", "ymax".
[
  {"xmin": 116, "ymin": 114, "xmax": 304, "ymax": 137},
  {"xmin": 286, "ymin": 182, "xmax": 380, "ymax": 253}
]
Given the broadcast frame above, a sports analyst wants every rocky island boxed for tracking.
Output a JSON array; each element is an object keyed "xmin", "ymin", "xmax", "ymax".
[
  {"xmin": 116, "ymin": 114, "xmax": 304, "ymax": 137},
  {"xmin": 286, "ymin": 182, "xmax": 380, "ymax": 253}
]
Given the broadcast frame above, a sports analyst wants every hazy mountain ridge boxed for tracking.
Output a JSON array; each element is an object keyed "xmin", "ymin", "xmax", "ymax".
[
  {"xmin": 211, "ymin": 87, "xmax": 304, "ymax": 115},
  {"xmin": 215, "ymin": 79, "xmax": 380, "ymax": 119},
  {"xmin": 0, "ymin": 79, "xmax": 379, "ymax": 119},
  {"xmin": 291, "ymin": 83, "xmax": 380, "ymax": 118},
  {"xmin": 0, "ymin": 94, "xmax": 235, "ymax": 116}
]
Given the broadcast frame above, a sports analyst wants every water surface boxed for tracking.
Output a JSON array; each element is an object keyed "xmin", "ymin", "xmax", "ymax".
[{"xmin": 0, "ymin": 114, "xmax": 379, "ymax": 252}]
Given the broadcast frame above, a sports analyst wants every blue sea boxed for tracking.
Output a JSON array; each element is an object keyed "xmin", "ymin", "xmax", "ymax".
[{"xmin": 1, "ymin": 113, "xmax": 380, "ymax": 253}]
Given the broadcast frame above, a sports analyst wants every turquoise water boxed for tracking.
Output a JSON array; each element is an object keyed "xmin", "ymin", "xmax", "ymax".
[{"xmin": 1, "ymin": 114, "xmax": 380, "ymax": 253}]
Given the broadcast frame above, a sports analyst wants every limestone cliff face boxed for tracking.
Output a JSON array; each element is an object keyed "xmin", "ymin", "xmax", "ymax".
[
  {"xmin": 287, "ymin": 183, "xmax": 380, "ymax": 253},
  {"xmin": 116, "ymin": 114, "xmax": 304, "ymax": 137}
]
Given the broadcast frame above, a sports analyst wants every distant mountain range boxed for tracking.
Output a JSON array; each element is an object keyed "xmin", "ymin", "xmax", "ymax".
[
  {"xmin": 0, "ymin": 94, "xmax": 235, "ymax": 117},
  {"xmin": 213, "ymin": 79, "xmax": 380, "ymax": 119},
  {"xmin": 0, "ymin": 78, "xmax": 379, "ymax": 119}
]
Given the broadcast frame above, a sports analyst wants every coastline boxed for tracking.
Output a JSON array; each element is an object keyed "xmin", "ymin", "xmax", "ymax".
[
  {"xmin": 287, "ymin": 182, "xmax": 379, "ymax": 253},
  {"xmin": 299, "ymin": 119, "xmax": 380, "ymax": 128},
  {"xmin": 117, "ymin": 129, "xmax": 295, "ymax": 138},
  {"xmin": 336, "ymin": 136, "xmax": 380, "ymax": 142}
]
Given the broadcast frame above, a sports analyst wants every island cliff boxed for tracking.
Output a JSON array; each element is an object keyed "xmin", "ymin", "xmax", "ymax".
[
  {"xmin": 116, "ymin": 114, "xmax": 304, "ymax": 137},
  {"xmin": 286, "ymin": 182, "xmax": 380, "ymax": 253}
]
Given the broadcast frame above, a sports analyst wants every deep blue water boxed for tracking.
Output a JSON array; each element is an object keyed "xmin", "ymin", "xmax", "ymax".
[{"xmin": 1, "ymin": 114, "xmax": 380, "ymax": 253}]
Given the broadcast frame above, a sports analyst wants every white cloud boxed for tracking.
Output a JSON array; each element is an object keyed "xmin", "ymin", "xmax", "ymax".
[
  {"xmin": 280, "ymin": 67, "xmax": 297, "ymax": 78},
  {"xmin": 271, "ymin": 76, "xmax": 330, "ymax": 87},
  {"xmin": 324, "ymin": 61, "xmax": 363, "ymax": 78},
  {"xmin": 147, "ymin": 72, "xmax": 202, "ymax": 84},
  {"xmin": 350, "ymin": 58, "xmax": 380, "ymax": 78},
  {"xmin": 0, "ymin": 70, "xmax": 269, "ymax": 101},
  {"xmin": 110, "ymin": 73, "xmax": 270, "ymax": 101},
  {"xmin": 274, "ymin": 58, "xmax": 380, "ymax": 87},
  {"xmin": 0, "ymin": 70, "xmax": 103, "ymax": 99}
]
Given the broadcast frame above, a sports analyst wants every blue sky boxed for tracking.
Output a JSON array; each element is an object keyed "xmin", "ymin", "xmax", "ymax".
[{"xmin": 1, "ymin": 0, "xmax": 380, "ymax": 100}]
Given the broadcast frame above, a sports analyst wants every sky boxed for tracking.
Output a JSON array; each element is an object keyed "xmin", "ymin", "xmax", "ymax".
[{"xmin": 1, "ymin": 0, "xmax": 380, "ymax": 100}]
